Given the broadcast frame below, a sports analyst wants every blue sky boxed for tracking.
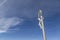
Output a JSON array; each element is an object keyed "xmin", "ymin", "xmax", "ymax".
[{"xmin": 0, "ymin": 0, "xmax": 60, "ymax": 40}]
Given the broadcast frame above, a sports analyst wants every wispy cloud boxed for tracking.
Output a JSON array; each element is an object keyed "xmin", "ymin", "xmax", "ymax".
[
  {"xmin": 0, "ymin": 0, "xmax": 7, "ymax": 6},
  {"xmin": 0, "ymin": 0, "xmax": 25, "ymax": 33},
  {"xmin": 0, "ymin": 17, "xmax": 23, "ymax": 33}
]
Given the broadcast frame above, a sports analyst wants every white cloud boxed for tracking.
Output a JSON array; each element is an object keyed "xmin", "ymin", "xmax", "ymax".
[{"xmin": 0, "ymin": 17, "xmax": 23, "ymax": 33}]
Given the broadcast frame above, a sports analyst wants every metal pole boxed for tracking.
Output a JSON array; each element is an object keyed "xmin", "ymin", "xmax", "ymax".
[
  {"xmin": 41, "ymin": 17, "xmax": 47, "ymax": 40},
  {"xmin": 38, "ymin": 10, "xmax": 47, "ymax": 40},
  {"xmin": 42, "ymin": 27, "xmax": 47, "ymax": 40}
]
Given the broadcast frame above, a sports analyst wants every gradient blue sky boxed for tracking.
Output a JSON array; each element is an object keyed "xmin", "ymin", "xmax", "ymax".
[{"xmin": 0, "ymin": 0, "xmax": 60, "ymax": 40}]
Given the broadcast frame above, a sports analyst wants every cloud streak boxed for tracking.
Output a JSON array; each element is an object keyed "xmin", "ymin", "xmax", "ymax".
[
  {"xmin": 0, "ymin": 0, "xmax": 7, "ymax": 6},
  {"xmin": 0, "ymin": 17, "xmax": 23, "ymax": 33}
]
